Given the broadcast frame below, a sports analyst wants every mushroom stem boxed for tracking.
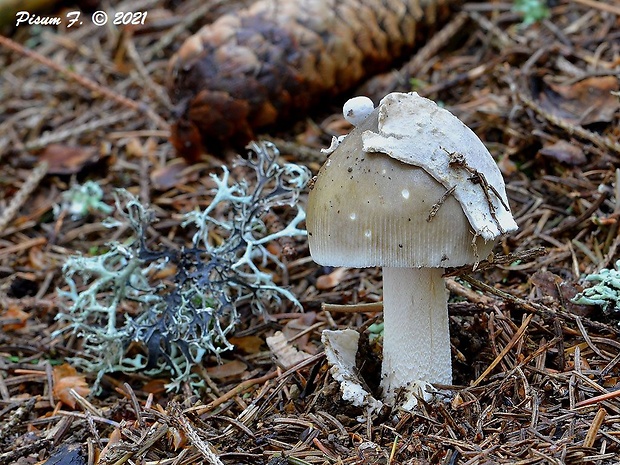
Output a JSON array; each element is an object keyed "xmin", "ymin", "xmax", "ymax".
[{"xmin": 380, "ymin": 267, "xmax": 452, "ymax": 402}]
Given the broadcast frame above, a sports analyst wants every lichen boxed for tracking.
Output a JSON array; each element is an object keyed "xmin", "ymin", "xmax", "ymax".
[
  {"xmin": 572, "ymin": 260, "xmax": 620, "ymax": 317},
  {"xmin": 54, "ymin": 141, "xmax": 309, "ymax": 390},
  {"xmin": 53, "ymin": 180, "xmax": 114, "ymax": 220},
  {"xmin": 513, "ymin": 0, "xmax": 550, "ymax": 26}
]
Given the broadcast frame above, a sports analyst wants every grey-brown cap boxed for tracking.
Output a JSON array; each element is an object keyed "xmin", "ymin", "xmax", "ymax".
[{"xmin": 306, "ymin": 92, "xmax": 517, "ymax": 268}]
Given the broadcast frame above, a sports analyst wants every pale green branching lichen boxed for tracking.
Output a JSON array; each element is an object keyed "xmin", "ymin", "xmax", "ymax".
[
  {"xmin": 572, "ymin": 260, "xmax": 620, "ymax": 317},
  {"xmin": 513, "ymin": 0, "xmax": 550, "ymax": 26},
  {"xmin": 55, "ymin": 142, "xmax": 310, "ymax": 389},
  {"xmin": 54, "ymin": 180, "xmax": 114, "ymax": 219}
]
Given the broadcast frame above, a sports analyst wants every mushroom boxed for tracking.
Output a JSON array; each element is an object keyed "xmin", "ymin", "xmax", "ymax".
[{"xmin": 307, "ymin": 92, "xmax": 517, "ymax": 406}]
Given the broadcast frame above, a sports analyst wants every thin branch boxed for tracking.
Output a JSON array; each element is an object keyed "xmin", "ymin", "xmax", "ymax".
[
  {"xmin": 0, "ymin": 34, "xmax": 169, "ymax": 131},
  {"xmin": 0, "ymin": 162, "xmax": 48, "ymax": 235}
]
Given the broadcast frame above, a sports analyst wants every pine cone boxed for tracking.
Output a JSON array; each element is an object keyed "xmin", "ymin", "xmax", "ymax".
[{"xmin": 168, "ymin": 0, "xmax": 454, "ymax": 157}]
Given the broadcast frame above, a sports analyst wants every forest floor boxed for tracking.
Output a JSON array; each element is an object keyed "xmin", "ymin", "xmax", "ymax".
[{"xmin": 1, "ymin": 0, "xmax": 620, "ymax": 464}]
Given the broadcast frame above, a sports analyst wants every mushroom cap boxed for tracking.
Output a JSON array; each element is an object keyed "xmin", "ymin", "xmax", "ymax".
[
  {"xmin": 363, "ymin": 93, "xmax": 517, "ymax": 240},
  {"xmin": 307, "ymin": 92, "xmax": 516, "ymax": 268}
]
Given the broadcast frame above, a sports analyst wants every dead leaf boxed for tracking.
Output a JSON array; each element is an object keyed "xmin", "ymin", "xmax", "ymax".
[
  {"xmin": 530, "ymin": 270, "xmax": 591, "ymax": 316},
  {"xmin": 538, "ymin": 140, "xmax": 587, "ymax": 165},
  {"xmin": 206, "ymin": 360, "xmax": 247, "ymax": 379},
  {"xmin": 27, "ymin": 245, "xmax": 46, "ymax": 270},
  {"xmin": 266, "ymin": 331, "xmax": 312, "ymax": 369},
  {"xmin": 537, "ymin": 76, "xmax": 620, "ymax": 125},
  {"xmin": 99, "ymin": 427, "xmax": 122, "ymax": 461},
  {"xmin": 497, "ymin": 154, "xmax": 518, "ymax": 176},
  {"xmin": 316, "ymin": 267, "xmax": 349, "ymax": 290},
  {"xmin": 52, "ymin": 364, "xmax": 91, "ymax": 409},
  {"xmin": 151, "ymin": 159, "xmax": 189, "ymax": 190},
  {"xmin": 142, "ymin": 378, "xmax": 168, "ymax": 395},
  {"xmin": 321, "ymin": 113, "xmax": 353, "ymax": 136},
  {"xmin": 167, "ymin": 426, "xmax": 188, "ymax": 450},
  {"xmin": 1, "ymin": 306, "xmax": 30, "ymax": 331},
  {"xmin": 229, "ymin": 335, "xmax": 264, "ymax": 354},
  {"xmin": 39, "ymin": 144, "xmax": 101, "ymax": 175},
  {"xmin": 530, "ymin": 270, "xmax": 562, "ymax": 298},
  {"xmin": 281, "ymin": 312, "xmax": 318, "ymax": 352},
  {"xmin": 125, "ymin": 137, "xmax": 158, "ymax": 158}
]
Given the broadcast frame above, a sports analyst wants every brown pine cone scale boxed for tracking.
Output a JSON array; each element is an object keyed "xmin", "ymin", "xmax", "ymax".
[{"xmin": 168, "ymin": 0, "xmax": 454, "ymax": 157}]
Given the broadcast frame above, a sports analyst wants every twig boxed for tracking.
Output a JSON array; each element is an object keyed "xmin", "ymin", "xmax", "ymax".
[
  {"xmin": 54, "ymin": 411, "xmax": 120, "ymax": 428},
  {"xmin": 459, "ymin": 274, "xmax": 620, "ymax": 336},
  {"xmin": 85, "ymin": 412, "xmax": 103, "ymax": 450},
  {"xmin": 0, "ymin": 34, "xmax": 169, "ymax": 131},
  {"xmin": 143, "ymin": 1, "xmax": 223, "ymax": 62},
  {"xmin": 427, "ymin": 186, "xmax": 457, "ymax": 222},
  {"xmin": 601, "ymin": 351, "xmax": 620, "ymax": 377},
  {"xmin": 0, "ymin": 398, "xmax": 36, "ymax": 443},
  {"xmin": 444, "ymin": 247, "xmax": 547, "ymax": 277},
  {"xmin": 0, "ymin": 162, "xmax": 48, "ymax": 235},
  {"xmin": 70, "ymin": 388, "xmax": 102, "ymax": 417},
  {"xmin": 597, "ymin": 168, "xmax": 620, "ymax": 271},
  {"xmin": 464, "ymin": 9, "xmax": 517, "ymax": 46},
  {"xmin": 445, "ymin": 278, "xmax": 494, "ymax": 305},
  {"xmin": 521, "ymin": 337, "xmax": 562, "ymax": 372},
  {"xmin": 406, "ymin": 11, "xmax": 469, "ymax": 74},
  {"xmin": 517, "ymin": 90, "xmax": 620, "ymax": 156},
  {"xmin": 124, "ymin": 36, "xmax": 174, "ymax": 112},
  {"xmin": 0, "ymin": 438, "xmax": 52, "ymax": 465},
  {"xmin": 471, "ymin": 313, "xmax": 534, "ymax": 387},
  {"xmin": 0, "ymin": 237, "xmax": 47, "ymax": 257},
  {"xmin": 122, "ymin": 383, "xmax": 144, "ymax": 428},
  {"xmin": 24, "ymin": 111, "xmax": 136, "ymax": 151},
  {"xmin": 110, "ymin": 423, "xmax": 169, "ymax": 465},
  {"xmin": 548, "ymin": 191, "xmax": 608, "ymax": 236},
  {"xmin": 169, "ymin": 402, "xmax": 224, "ymax": 465},
  {"xmin": 312, "ymin": 437, "xmax": 336, "ymax": 459},
  {"xmin": 45, "ymin": 362, "xmax": 55, "ymax": 408},
  {"xmin": 582, "ymin": 408, "xmax": 606, "ymax": 448},
  {"xmin": 187, "ymin": 371, "xmax": 279, "ymax": 415},
  {"xmin": 48, "ymin": 416, "xmax": 74, "ymax": 448},
  {"xmin": 265, "ymin": 137, "xmax": 326, "ymax": 165},
  {"xmin": 571, "ymin": 0, "xmax": 620, "ymax": 16},
  {"xmin": 442, "ymin": 147, "xmax": 510, "ymax": 233},
  {"xmin": 575, "ymin": 389, "xmax": 620, "ymax": 408},
  {"xmin": 574, "ymin": 317, "xmax": 608, "ymax": 361},
  {"xmin": 0, "ymin": 372, "xmax": 9, "ymax": 401},
  {"xmin": 321, "ymin": 302, "xmax": 383, "ymax": 313}
]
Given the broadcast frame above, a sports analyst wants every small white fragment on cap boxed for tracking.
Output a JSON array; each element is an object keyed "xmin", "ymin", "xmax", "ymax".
[
  {"xmin": 321, "ymin": 135, "xmax": 346, "ymax": 155},
  {"xmin": 343, "ymin": 96, "xmax": 374, "ymax": 126}
]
